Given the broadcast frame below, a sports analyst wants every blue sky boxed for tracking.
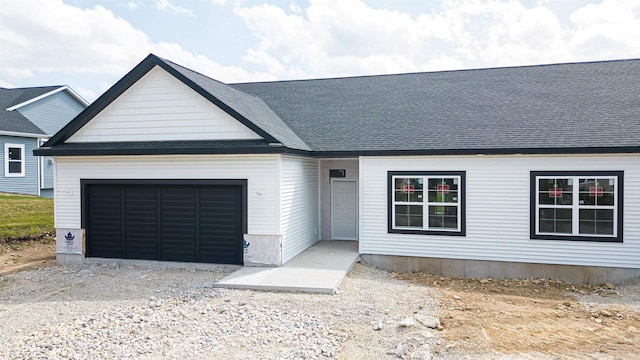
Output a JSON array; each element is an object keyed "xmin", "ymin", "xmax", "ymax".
[{"xmin": 1, "ymin": 0, "xmax": 639, "ymax": 102}]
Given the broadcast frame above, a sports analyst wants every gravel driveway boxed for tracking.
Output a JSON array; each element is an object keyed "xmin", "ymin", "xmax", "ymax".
[{"xmin": 0, "ymin": 262, "xmax": 441, "ymax": 359}]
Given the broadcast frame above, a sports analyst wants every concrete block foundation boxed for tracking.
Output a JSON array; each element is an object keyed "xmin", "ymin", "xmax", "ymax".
[
  {"xmin": 243, "ymin": 234, "xmax": 282, "ymax": 267},
  {"xmin": 55, "ymin": 228, "xmax": 84, "ymax": 266},
  {"xmin": 56, "ymin": 253, "xmax": 84, "ymax": 265},
  {"xmin": 361, "ymin": 254, "xmax": 640, "ymax": 285}
]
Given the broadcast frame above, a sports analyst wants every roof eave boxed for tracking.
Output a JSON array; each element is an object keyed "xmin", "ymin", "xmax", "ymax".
[
  {"xmin": 0, "ymin": 130, "xmax": 46, "ymax": 138},
  {"xmin": 311, "ymin": 146, "xmax": 640, "ymax": 157},
  {"xmin": 34, "ymin": 145, "xmax": 640, "ymax": 158},
  {"xmin": 33, "ymin": 145, "xmax": 310, "ymax": 157}
]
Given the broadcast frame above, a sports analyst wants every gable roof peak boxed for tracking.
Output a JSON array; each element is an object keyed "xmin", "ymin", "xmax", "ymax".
[
  {"xmin": 157, "ymin": 56, "xmax": 261, "ymax": 99},
  {"xmin": 45, "ymin": 53, "xmax": 311, "ymax": 151},
  {"xmin": 4, "ymin": 85, "xmax": 89, "ymax": 111}
]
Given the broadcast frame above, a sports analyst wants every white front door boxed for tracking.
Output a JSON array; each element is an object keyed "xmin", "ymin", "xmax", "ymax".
[{"xmin": 331, "ymin": 179, "xmax": 358, "ymax": 240}]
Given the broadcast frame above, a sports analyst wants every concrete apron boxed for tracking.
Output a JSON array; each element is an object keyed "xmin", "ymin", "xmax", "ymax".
[{"xmin": 214, "ymin": 241, "xmax": 360, "ymax": 294}]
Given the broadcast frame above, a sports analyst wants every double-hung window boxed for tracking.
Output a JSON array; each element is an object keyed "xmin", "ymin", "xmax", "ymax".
[
  {"xmin": 4, "ymin": 143, "xmax": 25, "ymax": 177},
  {"xmin": 388, "ymin": 171, "xmax": 465, "ymax": 236},
  {"xmin": 531, "ymin": 171, "xmax": 623, "ymax": 242}
]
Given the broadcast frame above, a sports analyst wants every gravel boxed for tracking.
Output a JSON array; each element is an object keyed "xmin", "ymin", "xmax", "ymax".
[
  {"xmin": 0, "ymin": 262, "xmax": 441, "ymax": 359},
  {"xmin": 572, "ymin": 278, "xmax": 640, "ymax": 312}
]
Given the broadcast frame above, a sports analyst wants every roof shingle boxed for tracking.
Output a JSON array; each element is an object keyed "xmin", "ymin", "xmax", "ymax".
[
  {"xmin": 232, "ymin": 59, "xmax": 640, "ymax": 152},
  {"xmin": 0, "ymin": 86, "xmax": 61, "ymax": 135}
]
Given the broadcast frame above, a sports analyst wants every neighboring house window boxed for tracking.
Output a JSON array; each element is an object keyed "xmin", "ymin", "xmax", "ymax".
[
  {"xmin": 530, "ymin": 171, "xmax": 623, "ymax": 243},
  {"xmin": 388, "ymin": 171, "xmax": 466, "ymax": 236},
  {"xmin": 4, "ymin": 143, "xmax": 25, "ymax": 177}
]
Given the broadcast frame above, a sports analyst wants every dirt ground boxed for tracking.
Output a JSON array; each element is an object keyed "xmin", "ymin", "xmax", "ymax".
[
  {"xmin": 397, "ymin": 272, "xmax": 640, "ymax": 359},
  {"xmin": 1, "ymin": 242, "xmax": 638, "ymax": 358},
  {"xmin": 0, "ymin": 238, "xmax": 56, "ymax": 276}
]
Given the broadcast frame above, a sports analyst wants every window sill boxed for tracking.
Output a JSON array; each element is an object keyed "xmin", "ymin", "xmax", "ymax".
[
  {"xmin": 531, "ymin": 234, "xmax": 622, "ymax": 243},
  {"xmin": 389, "ymin": 228, "xmax": 466, "ymax": 237}
]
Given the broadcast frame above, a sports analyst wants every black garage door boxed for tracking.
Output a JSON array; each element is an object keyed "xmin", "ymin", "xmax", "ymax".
[{"xmin": 84, "ymin": 181, "xmax": 245, "ymax": 265}]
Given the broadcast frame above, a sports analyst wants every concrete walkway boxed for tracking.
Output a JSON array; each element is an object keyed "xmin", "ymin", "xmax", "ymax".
[{"xmin": 214, "ymin": 241, "xmax": 359, "ymax": 294}]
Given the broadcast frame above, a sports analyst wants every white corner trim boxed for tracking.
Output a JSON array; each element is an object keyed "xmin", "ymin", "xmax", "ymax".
[
  {"xmin": 39, "ymin": 138, "xmax": 48, "ymax": 190},
  {"xmin": 4, "ymin": 143, "xmax": 26, "ymax": 177},
  {"xmin": 5, "ymin": 85, "xmax": 89, "ymax": 111}
]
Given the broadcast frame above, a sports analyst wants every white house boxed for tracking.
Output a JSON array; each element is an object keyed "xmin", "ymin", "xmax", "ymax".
[{"xmin": 36, "ymin": 54, "xmax": 640, "ymax": 284}]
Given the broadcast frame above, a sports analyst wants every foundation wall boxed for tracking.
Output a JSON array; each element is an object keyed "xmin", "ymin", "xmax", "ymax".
[{"xmin": 361, "ymin": 254, "xmax": 640, "ymax": 285}]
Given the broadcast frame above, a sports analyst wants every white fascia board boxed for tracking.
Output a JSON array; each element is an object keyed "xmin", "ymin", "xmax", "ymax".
[
  {"xmin": 62, "ymin": 86, "xmax": 90, "ymax": 106},
  {"xmin": 5, "ymin": 85, "xmax": 89, "ymax": 111},
  {"xmin": 0, "ymin": 130, "xmax": 45, "ymax": 138}
]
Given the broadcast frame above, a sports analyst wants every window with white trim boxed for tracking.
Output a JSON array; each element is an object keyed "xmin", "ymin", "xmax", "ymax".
[
  {"xmin": 531, "ymin": 171, "xmax": 623, "ymax": 242},
  {"xmin": 4, "ymin": 143, "xmax": 25, "ymax": 177},
  {"xmin": 388, "ymin": 171, "xmax": 465, "ymax": 236}
]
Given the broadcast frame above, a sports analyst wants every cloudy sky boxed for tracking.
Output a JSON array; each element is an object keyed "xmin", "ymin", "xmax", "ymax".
[{"xmin": 1, "ymin": 0, "xmax": 639, "ymax": 102}]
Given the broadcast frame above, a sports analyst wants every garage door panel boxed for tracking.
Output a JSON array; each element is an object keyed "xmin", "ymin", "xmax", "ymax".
[
  {"xmin": 161, "ymin": 249, "xmax": 197, "ymax": 262},
  {"xmin": 161, "ymin": 237, "xmax": 197, "ymax": 261},
  {"xmin": 200, "ymin": 212, "xmax": 238, "ymax": 220},
  {"xmin": 200, "ymin": 244, "xmax": 238, "ymax": 253},
  {"xmin": 199, "ymin": 186, "xmax": 241, "ymax": 264},
  {"xmin": 86, "ymin": 183, "xmax": 243, "ymax": 264},
  {"xmin": 124, "ymin": 186, "xmax": 159, "ymax": 260},
  {"xmin": 199, "ymin": 245, "xmax": 239, "ymax": 263},
  {"xmin": 87, "ymin": 185, "xmax": 123, "ymax": 258},
  {"xmin": 161, "ymin": 187, "xmax": 197, "ymax": 262}
]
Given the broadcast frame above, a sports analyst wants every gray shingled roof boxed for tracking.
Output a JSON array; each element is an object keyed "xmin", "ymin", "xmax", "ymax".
[
  {"xmin": 162, "ymin": 59, "xmax": 311, "ymax": 151},
  {"xmin": 231, "ymin": 59, "xmax": 640, "ymax": 152},
  {"xmin": 0, "ymin": 86, "xmax": 60, "ymax": 135},
  {"xmin": 40, "ymin": 56, "xmax": 640, "ymax": 157}
]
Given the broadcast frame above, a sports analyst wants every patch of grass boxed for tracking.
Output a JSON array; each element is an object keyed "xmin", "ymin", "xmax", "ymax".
[{"xmin": 0, "ymin": 194, "xmax": 54, "ymax": 241}]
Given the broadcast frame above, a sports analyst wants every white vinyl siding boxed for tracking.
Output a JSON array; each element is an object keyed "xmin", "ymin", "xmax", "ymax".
[
  {"xmin": 67, "ymin": 66, "xmax": 262, "ymax": 143},
  {"xmin": 41, "ymin": 156, "xmax": 54, "ymax": 189},
  {"xmin": 53, "ymin": 155, "xmax": 279, "ymax": 236},
  {"xmin": 280, "ymin": 155, "xmax": 320, "ymax": 263},
  {"xmin": 360, "ymin": 154, "xmax": 640, "ymax": 269}
]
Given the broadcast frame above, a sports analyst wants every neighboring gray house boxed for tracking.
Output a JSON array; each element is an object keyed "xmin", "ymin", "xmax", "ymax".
[
  {"xmin": 1, "ymin": 86, "xmax": 87, "ymax": 197},
  {"xmin": 36, "ymin": 54, "xmax": 640, "ymax": 284}
]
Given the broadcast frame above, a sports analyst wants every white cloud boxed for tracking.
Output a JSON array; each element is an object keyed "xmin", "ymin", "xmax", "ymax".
[
  {"xmin": 125, "ymin": 1, "xmax": 139, "ymax": 11},
  {"xmin": 75, "ymin": 87, "xmax": 99, "ymax": 103},
  {"xmin": 211, "ymin": 0, "xmax": 245, "ymax": 6},
  {"xmin": 235, "ymin": 0, "xmax": 640, "ymax": 78},
  {"xmin": 288, "ymin": 2, "xmax": 303, "ymax": 14},
  {"xmin": 569, "ymin": 0, "xmax": 640, "ymax": 59},
  {"xmin": 0, "ymin": 2, "xmax": 150, "ymax": 79},
  {"xmin": 155, "ymin": 0, "xmax": 194, "ymax": 17},
  {"xmin": 0, "ymin": 79, "xmax": 16, "ymax": 88},
  {"xmin": 243, "ymin": 49, "xmax": 308, "ymax": 78},
  {"xmin": 152, "ymin": 42, "xmax": 278, "ymax": 83},
  {"xmin": 0, "ymin": 0, "xmax": 275, "ymax": 100},
  {"xmin": 2, "ymin": 0, "xmax": 639, "ymax": 102}
]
